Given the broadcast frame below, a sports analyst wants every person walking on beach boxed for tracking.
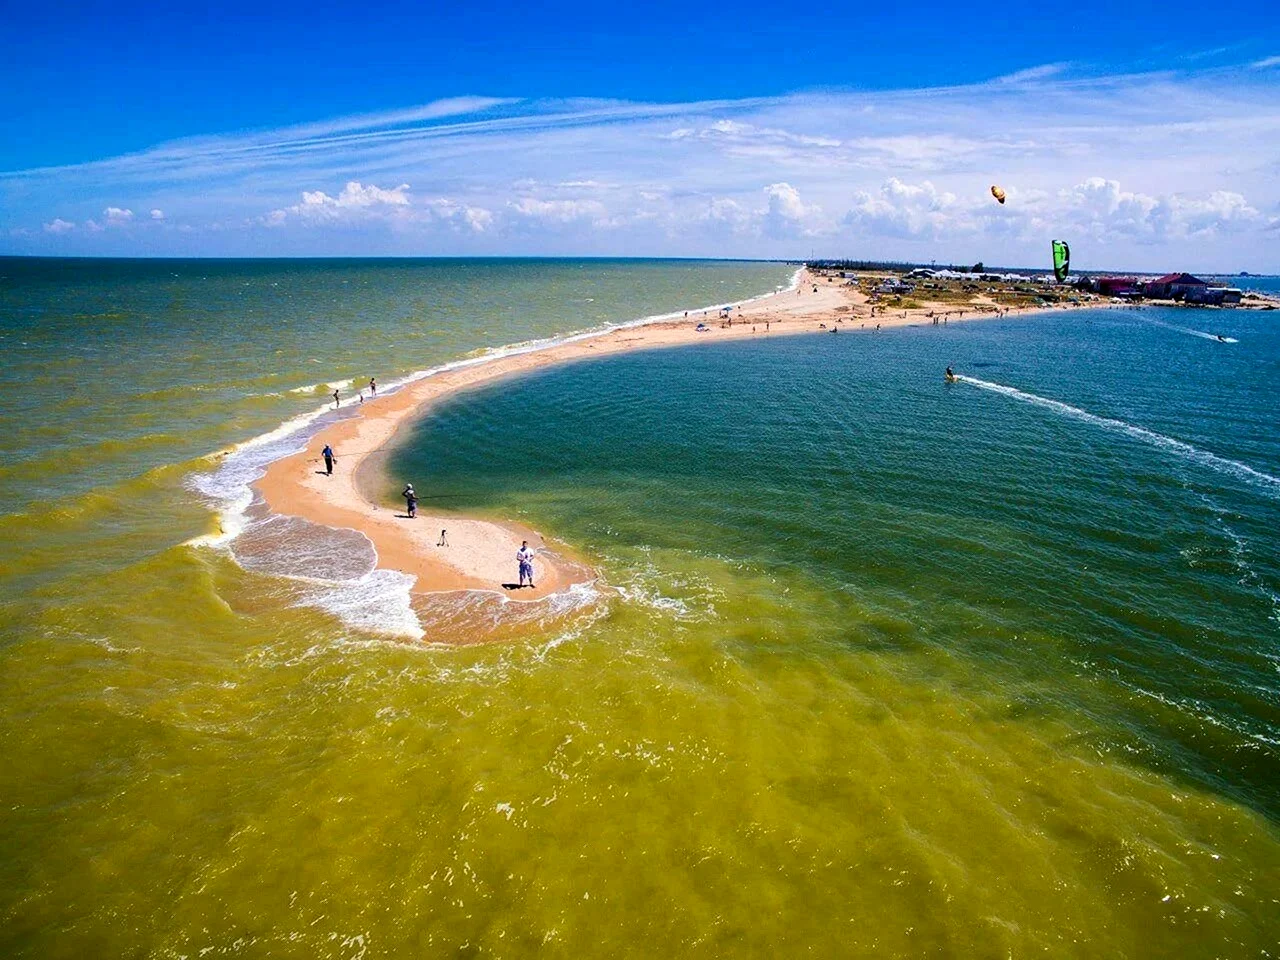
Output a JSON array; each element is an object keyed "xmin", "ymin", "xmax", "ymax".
[
  {"xmin": 322, "ymin": 444, "xmax": 336, "ymax": 476},
  {"xmin": 438, "ymin": 529, "xmax": 448, "ymax": 547},
  {"xmin": 517, "ymin": 541, "xmax": 535, "ymax": 588},
  {"xmin": 402, "ymin": 483, "xmax": 417, "ymax": 518},
  {"xmin": 332, "ymin": 388, "xmax": 340, "ymax": 408},
  {"xmin": 370, "ymin": 377, "xmax": 377, "ymax": 396}
]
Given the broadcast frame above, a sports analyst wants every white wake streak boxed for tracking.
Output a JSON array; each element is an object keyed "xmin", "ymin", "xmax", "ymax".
[
  {"xmin": 1138, "ymin": 316, "xmax": 1237, "ymax": 343},
  {"xmin": 959, "ymin": 377, "xmax": 1280, "ymax": 496}
]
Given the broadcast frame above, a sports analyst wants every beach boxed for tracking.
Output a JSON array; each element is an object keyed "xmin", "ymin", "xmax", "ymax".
[
  {"xmin": 254, "ymin": 268, "xmax": 1131, "ymax": 616},
  {"xmin": 4, "ymin": 257, "xmax": 1280, "ymax": 956}
]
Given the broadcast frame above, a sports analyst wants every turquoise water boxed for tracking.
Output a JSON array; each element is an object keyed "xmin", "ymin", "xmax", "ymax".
[
  {"xmin": 0, "ymin": 257, "xmax": 791, "ymax": 595},
  {"xmin": 3, "ymin": 256, "xmax": 1279, "ymax": 956},
  {"xmin": 391, "ymin": 307, "xmax": 1280, "ymax": 817},
  {"xmin": 1207, "ymin": 275, "xmax": 1280, "ymax": 296}
]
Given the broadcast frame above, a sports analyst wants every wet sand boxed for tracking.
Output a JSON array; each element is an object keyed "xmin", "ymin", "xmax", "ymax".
[{"xmin": 253, "ymin": 270, "xmax": 1119, "ymax": 609}]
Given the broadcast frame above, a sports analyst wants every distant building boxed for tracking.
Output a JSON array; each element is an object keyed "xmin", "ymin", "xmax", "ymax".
[
  {"xmin": 876, "ymin": 279, "xmax": 914, "ymax": 295},
  {"xmin": 1095, "ymin": 276, "xmax": 1141, "ymax": 297},
  {"xmin": 1144, "ymin": 273, "xmax": 1208, "ymax": 300},
  {"xmin": 1185, "ymin": 287, "xmax": 1243, "ymax": 306}
]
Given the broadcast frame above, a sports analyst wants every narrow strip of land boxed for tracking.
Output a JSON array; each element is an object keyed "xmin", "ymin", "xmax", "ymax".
[{"xmin": 252, "ymin": 270, "xmax": 1142, "ymax": 603}]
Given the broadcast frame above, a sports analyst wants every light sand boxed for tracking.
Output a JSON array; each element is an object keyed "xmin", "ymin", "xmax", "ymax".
[{"xmin": 253, "ymin": 270, "xmax": 1119, "ymax": 609}]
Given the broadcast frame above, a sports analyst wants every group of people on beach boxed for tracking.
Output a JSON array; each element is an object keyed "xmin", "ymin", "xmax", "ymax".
[
  {"xmin": 331, "ymin": 377, "xmax": 377, "ymax": 408},
  {"xmin": 398, "ymin": 485, "xmax": 537, "ymax": 586},
  {"xmin": 317, "ymin": 373, "xmax": 539, "ymax": 589}
]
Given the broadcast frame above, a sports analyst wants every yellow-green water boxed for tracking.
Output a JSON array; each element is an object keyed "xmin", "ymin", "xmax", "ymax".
[{"xmin": 2, "ymin": 259, "xmax": 1278, "ymax": 957}]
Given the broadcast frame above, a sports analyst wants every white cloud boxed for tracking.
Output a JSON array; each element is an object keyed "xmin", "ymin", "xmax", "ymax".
[
  {"xmin": 1056, "ymin": 177, "xmax": 1260, "ymax": 243},
  {"xmin": 680, "ymin": 118, "xmax": 842, "ymax": 150},
  {"xmin": 422, "ymin": 197, "xmax": 493, "ymax": 232},
  {"xmin": 103, "ymin": 206, "xmax": 134, "ymax": 223},
  {"xmin": 509, "ymin": 197, "xmax": 606, "ymax": 223},
  {"xmin": 43, "ymin": 218, "xmax": 75, "ymax": 234},
  {"xmin": 701, "ymin": 197, "xmax": 750, "ymax": 228},
  {"xmin": 762, "ymin": 182, "xmax": 820, "ymax": 238},
  {"xmin": 991, "ymin": 62, "xmax": 1070, "ymax": 84},
  {"xmin": 150, "ymin": 208, "xmax": 164, "ymax": 220},
  {"xmin": 8, "ymin": 64, "xmax": 1280, "ymax": 267},
  {"xmin": 260, "ymin": 183, "xmax": 490, "ymax": 234},
  {"xmin": 834, "ymin": 175, "xmax": 1264, "ymax": 250},
  {"xmin": 270, "ymin": 181, "xmax": 412, "ymax": 225},
  {"xmin": 844, "ymin": 178, "xmax": 960, "ymax": 240},
  {"xmin": 1251, "ymin": 55, "xmax": 1280, "ymax": 69},
  {"xmin": 297, "ymin": 181, "xmax": 410, "ymax": 215}
]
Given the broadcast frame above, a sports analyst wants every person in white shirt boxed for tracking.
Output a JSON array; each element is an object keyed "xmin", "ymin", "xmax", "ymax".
[{"xmin": 517, "ymin": 541, "xmax": 535, "ymax": 588}]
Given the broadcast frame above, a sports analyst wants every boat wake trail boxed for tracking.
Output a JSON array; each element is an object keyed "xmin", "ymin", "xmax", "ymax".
[
  {"xmin": 1138, "ymin": 316, "xmax": 1237, "ymax": 343},
  {"xmin": 959, "ymin": 376, "xmax": 1280, "ymax": 497}
]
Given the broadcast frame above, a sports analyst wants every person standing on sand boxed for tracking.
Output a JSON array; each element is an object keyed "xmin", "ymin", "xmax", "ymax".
[
  {"xmin": 402, "ymin": 483, "xmax": 417, "ymax": 518},
  {"xmin": 517, "ymin": 541, "xmax": 536, "ymax": 588},
  {"xmin": 438, "ymin": 529, "xmax": 448, "ymax": 547},
  {"xmin": 370, "ymin": 377, "xmax": 377, "ymax": 396},
  {"xmin": 332, "ymin": 388, "xmax": 340, "ymax": 408},
  {"xmin": 322, "ymin": 444, "xmax": 336, "ymax": 476}
]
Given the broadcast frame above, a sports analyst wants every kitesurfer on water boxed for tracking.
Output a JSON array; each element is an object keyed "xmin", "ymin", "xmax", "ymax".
[{"xmin": 945, "ymin": 366, "xmax": 957, "ymax": 383}]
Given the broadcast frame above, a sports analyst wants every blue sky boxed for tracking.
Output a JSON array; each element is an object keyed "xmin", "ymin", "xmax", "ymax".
[{"xmin": 3, "ymin": 0, "xmax": 1279, "ymax": 269}]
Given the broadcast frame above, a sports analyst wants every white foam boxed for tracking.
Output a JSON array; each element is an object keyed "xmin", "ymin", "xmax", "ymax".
[
  {"xmin": 533, "ymin": 595, "xmax": 611, "ymax": 660},
  {"xmin": 960, "ymin": 376, "xmax": 1280, "ymax": 497},
  {"xmin": 189, "ymin": 268, "xmax": 801, "ymax": 541},
  {"xmin": 185, "ymin": 268, "xmax": 800, "ymax": 636},
  {"xmin": 614, "ymin": 581, "xmax": 692, "ymax": 617},
  {"xmin": 299, "ymin": 568, "xmax": 424, "ymax": 640},
  {"xmin": 1197, "ymin": 492, "xmax": 1280, "ymax": 627},
  {"xmin": 287, "ymin": 378, "xmax": 355, "ymax": 395}
]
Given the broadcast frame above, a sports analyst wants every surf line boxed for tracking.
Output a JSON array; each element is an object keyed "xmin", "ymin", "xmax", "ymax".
[{"xmin": 958, "ymin": 376, "xmax": 1280, "ymax": 497}]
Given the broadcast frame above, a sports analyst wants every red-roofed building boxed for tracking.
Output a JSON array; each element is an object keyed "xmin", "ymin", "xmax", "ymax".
[
  {"xmin": 1095, "ymin": 276, "xmax": 1140, "ymax": 297},
  {"xmin": 1144, "ymin": 273, "xmax": 1208, "ymax": 300}
]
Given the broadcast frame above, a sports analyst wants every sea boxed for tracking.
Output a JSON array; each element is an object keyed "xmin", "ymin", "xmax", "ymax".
[{"xmin": 1, "ymin": 258, "xmax": 1278, "ymax": 957}]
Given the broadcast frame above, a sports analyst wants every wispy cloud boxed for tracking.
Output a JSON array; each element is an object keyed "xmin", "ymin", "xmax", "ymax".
[
  {"xmin": 990, "ymin": 62, "xmax": 1071, "ymax": 85},
  {"xmin": 4, "ymin": 65, "xmax": 1280, "ymax": 269},
  {"xmin": 1251, "ymin": 55, "xmax": 1280, "ymax": 69}
]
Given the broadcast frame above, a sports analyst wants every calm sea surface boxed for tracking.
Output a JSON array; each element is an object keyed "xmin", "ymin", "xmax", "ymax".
[{"xmin": 2, "ymin": 258, "xmax": 1278, "ymax": 957}]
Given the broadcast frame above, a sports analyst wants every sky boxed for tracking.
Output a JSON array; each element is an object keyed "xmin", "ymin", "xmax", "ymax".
[{"xmin": 2, "ymin": 0, "xmax": 1279, "ymax": 271}]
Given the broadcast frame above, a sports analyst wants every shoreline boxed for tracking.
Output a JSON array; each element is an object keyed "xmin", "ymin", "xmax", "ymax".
[{"xmin": 247, "ymin": 269, "xmax": 1179, "ymax": 635}]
